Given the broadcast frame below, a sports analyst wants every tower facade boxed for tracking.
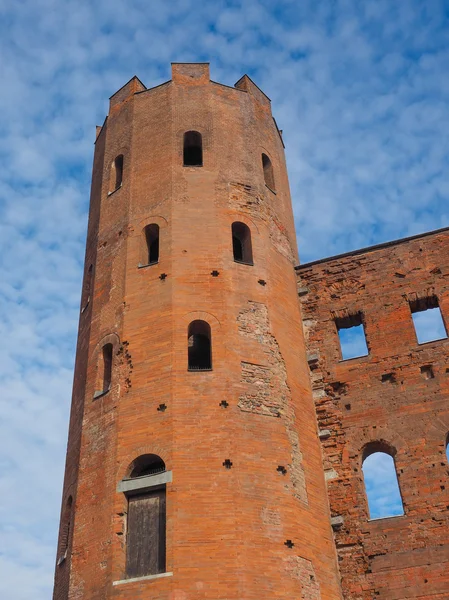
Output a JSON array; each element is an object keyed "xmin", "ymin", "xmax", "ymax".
[{"xmin": 53, "ymin": 63, "xmax": 342, "ymax": 599}]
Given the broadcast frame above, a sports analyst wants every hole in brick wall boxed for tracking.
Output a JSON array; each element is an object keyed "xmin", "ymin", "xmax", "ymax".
[
  {"xmin": 409, "ymin": 296, "xmax": 447, "ymax": 344},
  {"xmin": 258, "ymin": 279, "xmax": 266, "ymax": 286},
  {"xmin": 219, "ymin": 400, "xmax": 229, "ymax": 408},
  {"xmin": 362, "ymin": 444, "xmax": 404, "ymax": 519},
  {"xmin": 157, "ymin": 403, "xmax": 167, "ymax": 412},
  {"xmin": 183, "ymin": 131, "xmax": 202, "ymax": 166},
  {"xmin": 420, "ymin": 365, "xmax": 435, "ymax": 379},
  {"xmin": 335, "ymin": 313, "xmax": 368, "ymax": 361},
  {"xmin": 345, "ymin": 403, "xmax": 351, "ymax": 410},
  {"xmin": 284, "ymin": 539, "xmax": 294, "ymax": 548},
  {"xmin": 381, "ymin": 373, "xmax": 395, "ymax": 383},
  {"xmin": 277, "ymin": 465, "xmax": 287, "ymax": 475},
  {"xmin": 211, "ymin": 270, "xmax": 219, "ymax": 277},
  {"xmin": 223, "ymin": 459, "xmax": 233, "ymax": 469},
  {"xmin": 159, "ymin": 273, "xmax": 167, "ymax": 280},
  {"xmin": 188, "ymin": 320, "xmax": 212, "ymax": 371}
]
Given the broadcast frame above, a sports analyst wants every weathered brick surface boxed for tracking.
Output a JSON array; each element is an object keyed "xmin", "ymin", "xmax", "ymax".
[
  {"xmin": 53, "ymin": 64, "xmax": 342, "ymax": 599},
  {"xmin": 297, "ymin": 229, "xmax": 449, "ymax": 599}
]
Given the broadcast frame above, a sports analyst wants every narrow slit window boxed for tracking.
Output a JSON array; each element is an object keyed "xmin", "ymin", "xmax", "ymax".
[
  {"xmin": 262, "ymin": 153, "xmax": 275, "ymax": 191},
  {"xmin": 446, "ymin": 433, "xmax": 449, "ymax": 465},
  {"xmin": 57, "ymin": 496, "xmax": 73, "ymax": 565},
  {"xmin": 109, "ymin": 154, "xmax": 124, "ymax": 193},
  {"xmin": 81, "ymin": 264, "xmax": 93, "ymax": 312},
  {"xmin": 232, "ymin": 222, "xmax": 253, "ymax": 265},
  {"xmin": 183, "ymin": 131, "xmax": 202, "ymax": 166},
  {"xmin": 362, "ymin": 446, "xmax": 404, "ymax": 519},
  {"xmin": 142, "ymin": 224, "xmax": 160, "ymax": 266},
  {"xmin": 95, "ymin": 343, "xmax": 113, "ymax": 397},
  {"xmin": 125, "ymin": 455, "xmax": 166, "ymax": 579},
  {"xmin": 409, "ymin": 295, "xmax": 447, "ymax": 344},
  {"xmin": 335, "ymin": 313, "xmax": 368, "ymax": 360},
  {"xmin": 188, "ymin": 320, "xmax": 212, "ymax": 371}
]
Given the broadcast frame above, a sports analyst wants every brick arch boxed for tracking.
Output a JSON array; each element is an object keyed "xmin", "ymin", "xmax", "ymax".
[
  {"xmin": 181, "ymin": 310, "xmax": 221, "ymax": 329},
  {"xmin": 135, "ymin": 214, "xmax": 169, "ymax": 233},
  {"xmin": 351, "ymin": 428, "xmax": 407, "ymax": 468},
  {"xmin": 117, "ymin": 444, "xmax": 171, "ymax": 481},
  {"xmin": 229, "ymin": 213, "xmax": 260, "ymax": 234},
  {"xmin": 91, "ymin": 332, "xmax": 121, "ymax": 359}
]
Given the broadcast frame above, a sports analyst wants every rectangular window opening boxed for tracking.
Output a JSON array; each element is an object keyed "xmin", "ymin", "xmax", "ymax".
[
  {"xmin": 410, "ymin": 296, "xmax": 447, "ymax": 344},
  {"xmin": 335, "ymin": 313, "xmax": 369, "ymax": 361}
]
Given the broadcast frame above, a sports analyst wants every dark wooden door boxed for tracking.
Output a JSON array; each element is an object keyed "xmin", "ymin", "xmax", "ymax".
[{"xmin": 126, "ymin": 489, "xmax": 166, "ymax": 578}]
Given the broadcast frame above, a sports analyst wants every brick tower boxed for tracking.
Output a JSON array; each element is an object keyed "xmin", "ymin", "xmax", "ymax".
[{"xmin": 53, "ymin": 63, "xmax": 342, "ymax": 600}]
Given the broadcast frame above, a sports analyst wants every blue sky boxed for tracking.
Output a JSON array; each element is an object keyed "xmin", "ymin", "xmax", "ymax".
[{"xmin": 1, "ymin": 0, "xmax": 449, "ymax": 597}]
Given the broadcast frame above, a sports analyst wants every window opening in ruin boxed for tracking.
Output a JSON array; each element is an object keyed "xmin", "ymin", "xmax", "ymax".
[
  {"xmin": 335, "ymin": 313, "xmax": 368, "ymax": 361},
  {"xmin": 262, "ymin": 153, "xmax": 275, "ymax": 191},
  {"xmin": 362, "ymin": 445, "xmax": 404, "ymax": 520},
  {"xmin": 57, "ymin": 495, "xmax": 73, "ymax": 565},
  {"xmin": 183, "ymin": 131, "xmax": 203, "ymax": 166},
  {"xmin": 409, "ymin": 296, "xmax": 447, "ymax": 344},
  {"xmin": 142, "ymin": 224, "xmax": 160, "ymax": 266},
  {"xmin": 188, "ymin": 320, "xmax": 212, "ymax": 371},
  {"xmin": 109, "ymin": 154, "xmax": 124, "ymax": 193},
  {"xmin": 125, "ymin": 455, "xmax": 167, "ymax": 579},
  {"xmin": 446, "ymin": 434, "xmax": 449, "ymax": 465},
  {"xmin": 232, "ymin": 222, "xmax": 253, "ymax": 265}
]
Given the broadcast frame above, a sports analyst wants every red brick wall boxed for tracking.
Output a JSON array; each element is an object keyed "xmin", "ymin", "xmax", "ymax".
[
  {"xmin": 297, "ymin": 229, "xmax": 449, "ymax": 599},
  {"xmin": 53, "ymin": 64, "xmax": 342, "ymax": 599}
]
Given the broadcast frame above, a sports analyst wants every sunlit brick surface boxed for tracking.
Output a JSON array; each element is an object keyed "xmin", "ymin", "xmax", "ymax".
[
  {"xmin": 53, "ymin": 64, "xmax": 342, "ymax": 600},
  {"xmin": 297, "ymin": 229, "xmax": 449, "ymax": 599}
]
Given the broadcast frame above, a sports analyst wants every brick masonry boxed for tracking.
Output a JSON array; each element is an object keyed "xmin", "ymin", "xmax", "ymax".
[
  {"xmin": 53, "ymin": 64, "xmax": 342, "ymax": 599},
  {"xmin": 297, "ymin": 229, "xmax": 449, "ymax": 599}
]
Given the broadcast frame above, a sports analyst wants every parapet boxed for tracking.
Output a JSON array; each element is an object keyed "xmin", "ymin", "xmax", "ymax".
[{"xmin": 171, "ymin": 62, "xmax": 210, "ymax": 85}]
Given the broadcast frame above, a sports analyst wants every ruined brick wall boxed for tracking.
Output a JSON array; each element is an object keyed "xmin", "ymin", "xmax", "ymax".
[
  {"xmin": 53, "ymin": 64, "xmax": 343, "ymax": 599},
  {"xmin": 297, "ymin": 229, "xmax": 449, "ymax": 599}
]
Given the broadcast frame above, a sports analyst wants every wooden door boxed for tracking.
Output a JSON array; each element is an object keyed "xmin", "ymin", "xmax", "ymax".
[{"xmin": 126, "ymin": 488, "xmax": 166, "ymax": 578}]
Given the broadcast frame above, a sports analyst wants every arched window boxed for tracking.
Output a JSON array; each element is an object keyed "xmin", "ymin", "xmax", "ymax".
[
  {"xmin": 125, "ymin": 455, "xmax": 167, "ymax": 578},
  {"xmin": 362, "ymin": 443, "xmax": 404, "ymax": 519},
  {"xmin": 130, "ymin": 454, "xmax": 166, "ymax": 477},
  {"xmin": 109, "ymin": 154, "xmax": 124, "ymax": 193},
  {"xmin": 183, "ymin": 131, "xmax": 203, "ymax": 166},
  {"xmin": 141, "ymin": 224, "xmax": 160, "ymax": 266},
  {"xmin": 188, "ymin": 320, "xmax": 212, "ymax": 371},
  {"xmin": 94, "ymin": 343, "xmax": 113, "ymax": 398},
  {"xmin": 232, "ymin": 222, "xmax": 253, "ymax": 264},
  {"xmin": 57, "ymin": 496, "xmax": 73, "ymax": 565},
  {"xmin": 262, "ymin": 153, "xmax": 275, "ymax": 191}
]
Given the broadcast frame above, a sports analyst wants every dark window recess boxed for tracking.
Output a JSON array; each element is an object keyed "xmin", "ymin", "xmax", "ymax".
[
  {"xmin": 143, "ymin": 224, "xmax": 160, "ymax": 265},
  {"xmin": 262, "ymin": 153, "xmax": 275, "ymax": 191},
  {"xmin": 183, "ymin": 131, "xmax": 203, "ymax": 166},
  {"xmin": 110, "ymin": 154, "xmax": 124, "ymax": 193},
  {"xmin": 335, "ymin": 313, "xmax": 368, "ymax": 361},
  {"xmin": 130, "ymin": 454, "xmax": 166, "ymax": 478},
  {"xmin": 102, "ymin": 343, "xmax": 113, "ymax": 393},
  {"xmin": 232, "ymin": 222, "xmax": 253, "ymax": 264},
  {"xmin": 188, "ymin": 320, "xmax": 212, "ymax": 371},
  {"xmin": 409, "ymin": 295, "xmax": 447, "ymax": 344},
  {"xmin": 126, "ymin": 489, "xmax": 166, "ymax": 579}
]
